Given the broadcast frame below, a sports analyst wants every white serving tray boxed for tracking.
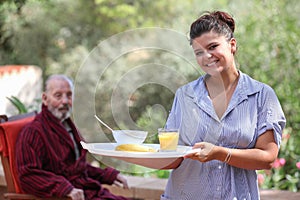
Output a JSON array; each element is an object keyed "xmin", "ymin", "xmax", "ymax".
[{"xmin": 81, "ymin": 142, "xmax": 193, "ymax": 169}]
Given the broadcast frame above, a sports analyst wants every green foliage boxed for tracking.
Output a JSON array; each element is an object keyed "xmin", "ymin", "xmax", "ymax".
[
  {"xmin": 6, "ymin": 96, "xmax": 28, "ymax": 114},
  {"xmin": 154, "ymin": 169, "xmax": 171, "ymax": 179},
  {"xmin": 258, "ymin": 128, "xmax": 300, "ymax": 191},
  {"xmin": 6, "ymin": 95, "xmax": 41, "ymax": 114},
  {"xmin": 234, "ymin": 0, "xmax": 300, "ymax": 191},
  {"xmin": 136, "ymin": 105, "xmax": 169, "ymax": 144}
]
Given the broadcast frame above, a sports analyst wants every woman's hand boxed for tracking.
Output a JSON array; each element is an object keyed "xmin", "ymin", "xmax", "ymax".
[
  {"xmin": 184, "ymin": 142, "xmax": 216, "ymax": 162},
  {"xmin": 184, "ymin": 130, "xmax": 279, "ymax": 170},
  {"xmin": 113, "ymin": 174, "xmax": 129, "ymax": 189}
]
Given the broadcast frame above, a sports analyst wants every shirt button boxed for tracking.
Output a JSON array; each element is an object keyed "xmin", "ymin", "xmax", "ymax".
[{"xmin": 218, "ymin": 165, "xmax": 222, "ymax": 169}]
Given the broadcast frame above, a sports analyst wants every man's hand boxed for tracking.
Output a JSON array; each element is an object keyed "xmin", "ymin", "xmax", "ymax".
[
  {"xmin": 67, "ymin": 188, "xmax": 85, "ymax": 200},
  {"xmin": 113, "ymin": 174, "xmax": 129, "ymax": 189}
]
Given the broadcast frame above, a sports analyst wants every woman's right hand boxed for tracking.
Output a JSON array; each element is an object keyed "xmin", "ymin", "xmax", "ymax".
[
  {"xmin": 67, "ymin": 188, "xmax": 85, "ymax": 200},
  {"xmin": 184, "ymin": 142, "xmax": 216, "ymax": 162}
]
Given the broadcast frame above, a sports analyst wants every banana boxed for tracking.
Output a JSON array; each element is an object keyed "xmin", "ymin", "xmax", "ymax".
[{"xmin": 115, "ymin": 144, "xmax": 157, "ymax": 152}]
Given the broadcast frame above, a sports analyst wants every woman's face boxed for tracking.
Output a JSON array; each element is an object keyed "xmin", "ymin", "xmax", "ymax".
[{"xmin": 191, "ymin": 31, "xmax": 236, "ymax": 76}]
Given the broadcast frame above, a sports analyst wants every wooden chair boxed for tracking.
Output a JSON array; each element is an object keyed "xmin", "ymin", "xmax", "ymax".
[{"xmin": 0, "ymin": 112, "xmax": 70, "ymax": 200}]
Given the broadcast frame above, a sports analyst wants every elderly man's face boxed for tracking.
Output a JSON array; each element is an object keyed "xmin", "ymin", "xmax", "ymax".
[{"xmin": 42, "ymin": 79, "xmax": 73, "ymax": 121}]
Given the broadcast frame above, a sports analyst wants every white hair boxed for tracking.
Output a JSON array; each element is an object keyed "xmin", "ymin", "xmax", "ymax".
[{"xmin": 45, "ymin": 74, "xmax": 74, "ymax": 92}]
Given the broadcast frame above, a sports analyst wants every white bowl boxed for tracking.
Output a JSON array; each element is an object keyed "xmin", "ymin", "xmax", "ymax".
[{"xmin": 112, "ymin": 130, "xmax": 148, "ymax": 144}]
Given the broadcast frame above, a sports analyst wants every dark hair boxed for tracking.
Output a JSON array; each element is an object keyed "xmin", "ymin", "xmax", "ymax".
[{"xmin": 189, "ymin": 11, "xmax": 235, "ymax": 45}]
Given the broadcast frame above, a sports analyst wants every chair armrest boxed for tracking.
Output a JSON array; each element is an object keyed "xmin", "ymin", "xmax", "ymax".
[
  {"xmin": 4, "ymin": 193, "xmax": 71, "ymax": 200},
  {"xmin": 4, "ymin": 193, "xmax": 38, "ymax": 199}
]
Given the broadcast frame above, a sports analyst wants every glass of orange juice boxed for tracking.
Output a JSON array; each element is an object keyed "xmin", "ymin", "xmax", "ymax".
[{"xmin": 158, "ymin": 128, "xmax": 179, "ymax": 151}]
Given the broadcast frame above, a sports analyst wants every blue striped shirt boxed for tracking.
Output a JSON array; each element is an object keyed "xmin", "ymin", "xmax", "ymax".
[{"xmin": 161, "ymin": 71, "xmax": 286, "ymax": 200}]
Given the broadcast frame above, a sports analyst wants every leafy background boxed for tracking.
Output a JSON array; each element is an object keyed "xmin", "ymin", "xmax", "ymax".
[{"xmin": 1, "ymin": 0, "xmax": 299, "ymax": 191}]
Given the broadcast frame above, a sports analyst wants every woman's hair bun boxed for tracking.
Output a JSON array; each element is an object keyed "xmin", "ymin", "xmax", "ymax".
[{"xmin": 212, "ymin": 11, "xmax": 235, "ymax": 33}]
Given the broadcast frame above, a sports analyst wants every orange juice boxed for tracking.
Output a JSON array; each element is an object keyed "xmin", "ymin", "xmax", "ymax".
[{"xmin": 158, "ymin": 129, "xmax": 179, "ymax": 151}]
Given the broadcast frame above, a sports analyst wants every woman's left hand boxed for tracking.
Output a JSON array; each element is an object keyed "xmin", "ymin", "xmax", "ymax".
[{"xmin": 184, "ymin": 142, "xmax": 216, "ymax": 162}]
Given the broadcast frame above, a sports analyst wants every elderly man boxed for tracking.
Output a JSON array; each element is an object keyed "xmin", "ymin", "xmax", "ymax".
[{"xmin": 16, "ymin": 74, "xmax": 130, "ymax": 200}]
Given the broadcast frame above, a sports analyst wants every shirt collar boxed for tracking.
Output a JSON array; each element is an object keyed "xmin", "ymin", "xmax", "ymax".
[
  {"xmin": 184, "ymin": 71, "xmax": 261, "ymax": 98},
  {"xmin": 182, "ymin": 71, "xmax": 263, "ymax": 120}
]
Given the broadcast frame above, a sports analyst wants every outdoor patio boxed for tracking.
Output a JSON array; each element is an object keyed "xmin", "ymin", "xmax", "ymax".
[
  {"xmin": 0, "ymin": 153, "xmax": 299, "ymax": 200},
  {"xmin": 0, "ymin": 174, "xmax": 299, "ymax": 200}
]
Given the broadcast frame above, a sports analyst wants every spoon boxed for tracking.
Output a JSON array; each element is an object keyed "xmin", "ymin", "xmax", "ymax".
[{"xmin": 94, "ymin": 115, "xmax": 114, "ymax": 132}]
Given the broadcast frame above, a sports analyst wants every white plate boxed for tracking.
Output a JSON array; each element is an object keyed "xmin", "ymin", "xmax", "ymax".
[{"xmin": 80, "ymin": 142, "xmax": 193, "ymax": 169}]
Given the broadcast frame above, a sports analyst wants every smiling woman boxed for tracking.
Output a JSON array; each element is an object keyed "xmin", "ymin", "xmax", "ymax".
[
  {"xmin": 190, "ymin": 16, "xmax": 239, "ymax": 119},
  {"xmin": 160, "ymin": 11, "xmax": 286, "ymax": 200}
]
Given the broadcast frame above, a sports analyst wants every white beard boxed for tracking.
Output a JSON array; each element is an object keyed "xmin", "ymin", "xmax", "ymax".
[{"xmin": 48, "ymin": 106, "xmax": 72, "ymax": 121}]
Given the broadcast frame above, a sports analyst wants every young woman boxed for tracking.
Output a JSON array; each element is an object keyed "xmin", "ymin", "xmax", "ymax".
[{"xmin": 161, "ymin": 11, "xmax": 286, "ymax": 200}]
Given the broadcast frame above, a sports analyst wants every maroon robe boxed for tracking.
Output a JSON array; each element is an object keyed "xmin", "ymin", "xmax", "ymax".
[{"xmin": 16, "ymin": 105, "xmax": 129, "ymax": 200}]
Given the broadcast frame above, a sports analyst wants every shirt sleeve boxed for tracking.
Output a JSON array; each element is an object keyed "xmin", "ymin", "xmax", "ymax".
[
  {"xmin": 257, "ymin": 84, "xmax": 286, "ymax": 147},
  {"xmin": 16, "ymin": 127, "xmax": 74, "ymax": 197}
]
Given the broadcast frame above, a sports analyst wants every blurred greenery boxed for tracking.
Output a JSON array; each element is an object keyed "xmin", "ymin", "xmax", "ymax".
[
  {"xmin": 6, "ymin": 95, "xmax": 28, "ymax": 113},
  {"xmin": 1, "ymin": 0, "xmax": 300, "ymax": 191}
]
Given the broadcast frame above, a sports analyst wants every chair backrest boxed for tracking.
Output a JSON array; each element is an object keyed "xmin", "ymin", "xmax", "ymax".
[{"xmin": 0, "ymin": 112, "xmax": 36, "ymax": 193}]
